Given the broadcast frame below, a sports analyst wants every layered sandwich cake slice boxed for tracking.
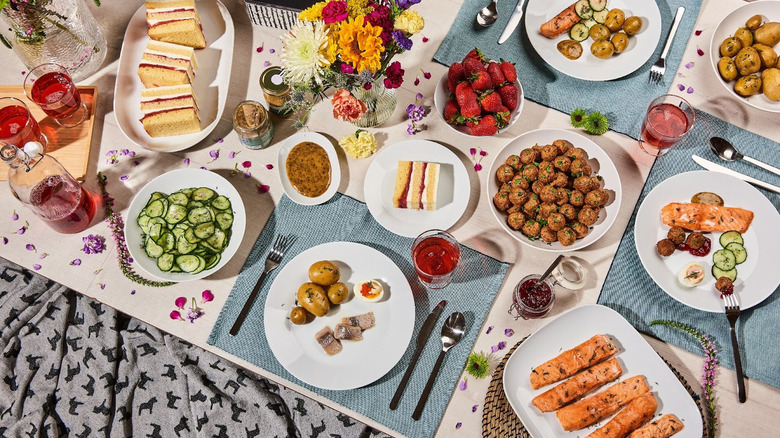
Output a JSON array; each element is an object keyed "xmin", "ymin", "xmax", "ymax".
[
  {"xmin": 146, "ymin": 0, "xmax": 206, "ymax": 49},
  {"xmin": 392, "ymin": 161, "xmax": 440, "ymax": 211},
  {"xmin": 140, "ymin": 84, "xmax": 201, "ymax": 137},
  {"xmin": 137, "ymin": 40, "xmax": 198, "ymax": 88}
]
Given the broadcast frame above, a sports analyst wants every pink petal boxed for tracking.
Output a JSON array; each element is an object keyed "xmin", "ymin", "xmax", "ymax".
[
  {"xmin": 175, "ymin": 296, "xmax": 187, "ymax": 309},
  {"xmin": 479, "ymin": 150, "xmax": 487, "ymax": 157},
  {"xmin": 422, "ymin": 36, "xmax": 429, "ymax": 43},
  {"xmin": 697, "ymin": 47, "xmax": 704, "ymax": 56},
  {"xmin": 470, "ymin": 148, "xmax": 476, "ymax": 156},
  {"xmin": 257, "ymin": 184, "xmax": 270, "ymax": 193},
  {"xmin": 202, "ymin": 290, "xmax": 214, "ymax": 302},
  {"xmin": 695, "ymin": 30, "xmax": 703, "ymax": 36},
  {"xmin": 256, "ymin": 46, "xmax": 263, "ymax": 53},
  {"xmin": 242, "ymin": 160, "xmax": 252, "ymax": 168},
  {"xmin": 474, "ymin": 163, "xmax": 482, "ymax": 171},
  {"xmin": 265, "ymin": 164, "xmax": 273, "ymax": 170},
  {"xmin": 170, "ymin": 310, "xmax": 183, "ymax": 320}
]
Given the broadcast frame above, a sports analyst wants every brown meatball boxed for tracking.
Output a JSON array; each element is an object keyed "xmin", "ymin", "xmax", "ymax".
[
  {"xmin": 532, "ymin": 145, "xmax": 544, "ymax": 157},
  {"xmin": 656, "ymin": 238, "xmax": 676, "ymax": 256},
  {"xmin": 547, "ymin": 212, "xmax": 566, "ymax": 232},
  {"xmin": 557, "ymin": 227, "xmax": 577, "ymax": 246},
  {"xmin": 510, "ymin": 174, "xmax": 530, "ymax": 190},
  {"xmin": 507, "ymin": 204, "xmax": 522, "ymax": 215},
  {"xmin": 509, "ymin": 187, "xmax": 529, "ymax": 206},
  {"xmin": 553, "ymin": 139, "xmax": 573, "ymax": 155},
  {"xmin": 506, "ymin": 154, "xmax": 522, "ymax": 170},
  {"xmin": 559, "ymin": 203, "xmax": 577, "ymax": 221},
  {"xmin": 578, "ymin": 206, "xmax": 599, "ymax": 226},
  {"xmin": 520, "ymin": 148, "xmax": 538, "ymax": 164},
  {"xmin": 553, "ymin": 155, "xmax": 571, "ymax": 172},
  {"xmin": 522, "ymin": 164, "xmax": 539, "ymax": 182},
  {"xmin": 552, "ymin": 172, "xmax": 569, "ymax": 188},
  {"xmin": 555, "ymin": 187, "xmax": 570, "ymax": 205},
  {"xmin": 585, "ymin": 189, "xmax": 608, "ymax": 208},
  {"xmin": 716, "ymin": 276, "xmax": 734, "ymax": 293},
  {"xmin": 507, "ymin": 212, "xmax": 526, "ymax": 230},
  {"xmin": 588, "ymin": 176, "xmax": 600, "ymax": 189},
  {"xmin": 540, "ymin": 226, "xmax": 558, "ymax": 243},
  {"xmin": 499, "ymin": 183, "xmax": 512, "ymax": 193},
  {"xmin": 572, "ymin": 222, "xmax": 589, "ymax": 239},
  {"xmin": 531, "ymin": 180, "xmax": 546, "ymax": 194},
  {"xmin": 667, "ymin": 226, "xmax": 687, "ymax": 245},
  {"xmin": 541, "ymin": 144, "xmax": 558, "ymax": 162},
  {"xmin": 539, "ymin": 185, "xmax": 558, "ymax": 203},
  {"xmin": 686, "ymin": 232, "xmax": 706, "ymax": 250},
  {"xmin": 573, "ymin": 175, "xmax": 595, "ymax": 193},
  {"xmin": 569, "ymin": 190, "xmax": 585, "ymax": 207},
  {"xmin": 496, "ymin": 164, "xmax": 515, "ymax": 183},
  {"xmin": 522, "ymin": 220, "xmax": 541, "ymax": 238},
  {"xmin": 566, "ymin": 147, "xmax": 586, "ymax": 161},
  {"xmin": 523, "ymin": 195, "xmax": 540, "ymax": 215},
  {"xmin": 538, "ymin": 202, "xmax": 558, "ymax": 219},
  {"xmin": 493, "ymin": 191, "xmax": 511, "ymax": 211},
  {"xmin": 570, "ymin": 159, "xmax": 588, "ymax": 175},
  {"xmin": 537, "ymin": 161, "xmax": 556, "ymax": 184}
]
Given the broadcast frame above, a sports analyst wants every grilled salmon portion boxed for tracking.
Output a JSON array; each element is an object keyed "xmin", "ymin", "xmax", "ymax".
[
  {"xmin": 532, "ymin": 358, "xmax": 623, "ymax": 412},
  {"xmin": 661, "ymin": 202, "xmax": 754, "ymax": 234},
  {"xmin": 540, "ymin": 3, "xmax": 581, "ymax": 38},
  {"xmin": 530, "ymin": 334, "xmax": 618, "ymax": 390},
  {"xmin": 627, "ymin": 414, "xmax": 685, "ymax": 438},
  {"xmin": 556, "ymin": 375, "xmax": 650, "ymax": 431},
  {"xmin": 587, "ymin": 392, "xmax": 658, "ymax": 438}
]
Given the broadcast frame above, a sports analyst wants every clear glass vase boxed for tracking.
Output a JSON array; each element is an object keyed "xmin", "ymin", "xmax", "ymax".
[
  {"xmin": 351, "ymin": 79, "xmax": 398, "ymax": 128},
  {"xmin": 0, "ymin": 0, "xmax": 107, "ymax": 82}
]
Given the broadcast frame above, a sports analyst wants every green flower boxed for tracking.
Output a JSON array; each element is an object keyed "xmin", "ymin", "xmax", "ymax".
[
  {"xmin": 465, "ymin": 351, "xmax": 491, "ymax": 379},
  {"xmin": 570, "ymin": 108, "xmax": 588, "ymax": 128},
  {"xmin": 584, "ymin": 112, "xmax": 609, "ymax": 135}
]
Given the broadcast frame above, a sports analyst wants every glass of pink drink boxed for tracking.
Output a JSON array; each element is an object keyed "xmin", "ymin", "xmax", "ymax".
[
  {"xmin": 24, "ymin": 63, "xmax": 88, "ymax": 128},
  {"xmin": 412, "ymin": 229, "xmax": 461, "ymax": 289},
  {"xmin": 0, "ymin": 97, "xmax": 47, "ymax": 149},
  {"xmin": 638, "ymin": 94, "xmax": 695, "ymax": 157}
]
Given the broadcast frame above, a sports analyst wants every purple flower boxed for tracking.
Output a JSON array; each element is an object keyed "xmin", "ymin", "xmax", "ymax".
[
  {"xmin": 474, "ymin": 163, "xmax": 483, "ymax": 172},
  {"xmin": 202, "ymin": 290, "xmax": 214, "ymax": 303},
  {"xmin": 12, "ymin": 210, "xmax": 18, "ymax": 221},
  {"xmin": 120, "ymin": 148, "xmax": 130, "ymax": 156},
  {"xmin": 26, "ymin": 244, "xmax": 35, "ymax": 251},
  {"xmin": 472, "ymin": 405, "xmax": 478, "ymax": 413},
  {"xmin": 229, "ymin": 150, "xmax": 237, "ymax": 159},
  {"xmin": 485, "ymin": 325, "xmax": 493, "ymax": 334},
  {"xmin": 397, "ymin": 0, "xmax": 421, "ymax": 9},
  {"xmin": 504, "ymin": 328, "xmax": 514, "ymax": 337},
  {"xmin": 82, "ymin": 234, "xmax": 106, "ymax": 254},
  {"xmin": 497, "ymin": 341, "xmax": 506, "ymax": 350},
  {"xmin": 687, "ymin": 87, "xmax": 694, "ymax": 94},
  {"xmin": 407, "ymin": 124, "xmax": 418, "ymax": 135},
  {"xmin": 175, "ymin": 296, "xmax": 187, "ymax": 309},
  {"xmin": 678, "ymin": 84, "xmax": 685, "ymax": 91},
  {"xmin": 406, "ymin": 104, "xmax": 425, "ymax": 122},
  {"xmin": 455, "ymin": 422, "xmax": 462, "ymax": 429},
  {"xmin": 392, "ymin": 30, "xmax": 413, "ymax": 51},
  {"xmin": 187, "ymin": 306, "xmax": 203, "ymax": 323},
  {"xmin": 70, "ymin": 258, "xmax": 82, "ymax": 266},
  {"xmin": 98, "ymin": 283, "xmax": 106, "ymax": 290},
  {"xmin": 490, "ymin": 344, "xmax": 498, "ymax": 353},
  {"xmin": 33, "ymin": 264, "xmax": 41, "ymax": 270},
  {"xmin": 458, "ymin": 379, "xmax": 467, "ymax": 390}
]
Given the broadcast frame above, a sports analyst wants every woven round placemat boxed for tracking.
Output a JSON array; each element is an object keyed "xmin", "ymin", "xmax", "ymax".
[{"xmin": 481, "ymin": 337, "xmax": 707, "ymax": 438}]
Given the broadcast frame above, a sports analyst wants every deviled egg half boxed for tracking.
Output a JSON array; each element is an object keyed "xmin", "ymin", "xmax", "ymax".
[
  {"xmin": 354, "ymin": 280, "xmax": 384, "ymax": 302},
  {"xmin": 677, "ymin": 262, "xmax": 706, "ymax": 288}
]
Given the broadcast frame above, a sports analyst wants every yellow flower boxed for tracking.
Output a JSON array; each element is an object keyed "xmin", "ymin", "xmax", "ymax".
[
  {"xmin": 298, "ymin": 1, "xmax": 328, "ymax": 21},
  {"xmin": 395, "ymin": 10, "xmax": 425, "ymax": 35},
  {"xmin": 338, "ymin": 15, "xmax": 384, "ymax": 73},
  {"xmin": 339, "ymin": 130, "xmax": 378, "ymax": 159},
  {"xmin": 324, "ymin": 24, "xmax": 340, "ymax": 64},
  {"xmin": 347, "ymin": 0, "xmax": 370, "ymax": 18}
]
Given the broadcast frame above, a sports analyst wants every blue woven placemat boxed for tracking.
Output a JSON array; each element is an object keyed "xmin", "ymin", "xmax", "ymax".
[
  {"xmin": 597, "ymin": 109, "xmax": 780, "ymax": 389},
  {"xmin": 433, "ymin": 0, "xmax": 702, "ymax": 139},
  {"xmin": 208, "ymin": 193, "xmax": 510, "ymax": 437}
]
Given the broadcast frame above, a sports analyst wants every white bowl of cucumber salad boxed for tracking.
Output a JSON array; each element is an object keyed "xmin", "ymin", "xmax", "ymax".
[{"xmin": 125, "ymin": 168, "xmax": 246, "ymax": 282}]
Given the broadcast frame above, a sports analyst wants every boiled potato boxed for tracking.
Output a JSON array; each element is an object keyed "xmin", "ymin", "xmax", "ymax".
[
  {"xmin": 735, "ymin": 27, "xmax": 754, "ymax": 49},
  {"xmin": 327, "ymin": 282, "xmax": 349, "ymax": 305},
  {"xmin": 297, "ymin": 282, "xmax": 330, "ymax": 317},
  {"xmin": 746, "ymin": 14, "xmax": 763, "ymax": 31},
  {"xmin": 753, "ymin": 43, "xmax": 778, "ymax": 69},
  {"xmin": 604, "ymin": 9, "xmax": 626, "ymax": 32},
  {"xmin": 718, "ymin": 56, "xmax": 738, "ymax": 81},
  {"xmin": 734, "ymin": 74, "xmax": 762, "ymax": 97},
  {"xmin": 735, "ymin": 47, "xmax": 761, "ymax": 76},
  {"xmin": 308, "ymin": 260, "xmax": 340, "ymax": 286},
  {"xmin": 754, "ymin": 22, "xmax": 780, "ymax": 46},
  {"xmin": 589, "ymin": 24, "xmax": 611, "ymax": 42},
  {"xmin": 557, "ymin": 39, "xmax": 583, "ymax": 60},
  {"xmin": 611, "ymin": 32, "xmax": 629, "ymax": 54},
  {"xmin": 591, "ymin": 40, "xmax": 615, "ymax": 59},
  {"xmin": 622, "ymin": 16, "xmax": 643, "ymax": 36},
  {"xmin": 761, "ymin": 68, "xmax": 780, "ymax": 101},
  {"xmin": 720, "ymin": 37, "xmax": 743, "ymax": 57},
  {"xmin": 289, "ymin": 306, "xmax": 308, "ymax": 325}
]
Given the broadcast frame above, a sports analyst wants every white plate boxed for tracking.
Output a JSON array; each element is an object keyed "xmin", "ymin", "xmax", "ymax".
[
  {"xmin": 277, "ymin": 132, "xmax": 341, "ymax": 206},
  {"xmin": 114, "ymin": 0, "xmax": 235, "ymax": 151},
  {"xmin": 709, "ymin": 1, "xmax": 780, "ymax": 113},
  {"xmin": 503, "ymin": 304, "xmax": 703, "ymax": 438},
  {"xmin": 264, "ymin": 242, "xmax": 415, "ymax": 390},
  {"xmin": 125, "ymin": 168, "xmax": 247, "ymax": 282},
  {"xmin": 433, "ymin": 72, "xmax": 524, "ymax": 136},
  {"xmin": 524, "ymin": 0, "xmax": 662, "ymax": 81},
  {"xmin": 487, "ymin": 128, "xmax": 622, "ymax": 252},
  {"xmin": 364, "ymin": 140, "xmax": 470, "ymax": 238},
  {"xmin": 634, "ymin": 170, "xmax": 780, "ymax": 312}
]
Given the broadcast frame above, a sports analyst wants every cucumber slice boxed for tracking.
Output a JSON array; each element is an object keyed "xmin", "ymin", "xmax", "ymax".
[
  {"xmin": 137, "ymin": 214, "xmax": 150, "ymax": 233},
  {"xmin": 157, "ymin": 253, "xmax": 174, "ymax": 271},
  {"xmin": 713, "ymin": 248, "xmax": 737, "ymax": 271},
  {"xmin": 581, "ymin": 18, "xmax": 597, "ymax": 29},
  {"xmin": 176, "ymin": 255, "xmax": 201, "ymax": 273},
  {"xmin": 211, "ymin": 195, "xmax": 232, "ymax": 210},
  {"xmin": 167, "ymin": 192, "xmax": 189, "ymax": 206},
  {"xmin": 177, "ymin": 235, "xmax": 197, "ymax": 254},
  {"xmin": 206, "ymin": 228, "xmax": 226, "ymax": 249},
  {"xmin": 148, "ymin": 223, "xmax": 163, "ymax": 239},
  {"xmin": 194, "ymin": 222, "xmax": 215, "ymax": 239},
  {"xmin": 570, "ymin": 23, "xmax": 590, "ymax": 42},
  {"xmin": 191, "ymin": 256, "xmax": 207, "ymax": 274},
  {"xmin": 188, "ymin": 207, "xmax": 213, "ymax": 224},
  {"xmin": 215, "ymin": 212, "xmax": 234, "ymax": 231},
  {"xmin": 157, "ymin": 232, "xmax": 175, "ymax": 252},
  {"xmin": 184, "ymin": 227, "xmax": 200, "ymax": 244},
  {"xmin": 593, "ymin": 8, "xmax": 609, "ymax": 23},
  {"xmin": 588, "ymin": 0, "xmax": 607, "ymax": 12},
  {"xmin": 724, "ymin": 242, "xmax": 747, "ymax": 264},
  {"xmin": 204, "ymin": 253, "xmax": 221, "ymax": 270},
  {"xmin": 574, "ymin": 0, "xmax": 593, "ymax": 19},
  {"xmin": 719, "ymin": 230, "xmax": 744, "ymax": 246},
  {"xmin": 164, "ymin": 204, "xmax": 187, "ymax": 224},
  {"xmin": 145, "ymin": 199, "xmax": 167, "ymax": 218},
  {"xmin": 144, "ymin": 237, "xmax": 164, "ymax": 259},
  {"xmin": 192, "ymin": 187, "xmax": 216, "ymax": 201},
  {"xmin": 712, "ymin": 265, "xmax": 737, "ymax": 282},
  {"xmin": 148, "ymin": 192, "xmax": 165, "ymax": 203}
]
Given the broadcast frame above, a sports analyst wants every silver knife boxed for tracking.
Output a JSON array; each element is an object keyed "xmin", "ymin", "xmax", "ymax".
[
  {"xmin": 498, "ymin": 0, "xmax": 528, "ymax": 45},
  {"xmin": 389, "ymin": 300, "xmax": 446, "ymax": 410},
  {"xmin": 693, "ymin": 155, "xmax": 780, "ymax": 194}
]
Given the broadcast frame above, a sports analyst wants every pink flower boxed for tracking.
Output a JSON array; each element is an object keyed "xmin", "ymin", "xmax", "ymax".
[
  {"xmin": 321, "ymin": 0, "xmax": 348, "ymax": 24},
  {"xmin": 175, "ymin": 296, "xmax": 187, "ymax": 309},
  {"xmin": 331, "ymin": 89, "xmax": 368, "ymax": 122},
  {"xmin": 414, "ymin": 77, "xmax": 420, "ymax": 86},
  {"xmin": 697, "ymin": 46, "xmax": 704, "ymax": 56},
  {"xmin": 383, "ymin": 61, "xmax": 404, "ymax": 89},
  {"xmin": 340, "ymin": 63, "xmax": 354, "ymax": 74},
  {"xmin": 202, "ymin": 290, "xmax": 214, "ymax": 303}
]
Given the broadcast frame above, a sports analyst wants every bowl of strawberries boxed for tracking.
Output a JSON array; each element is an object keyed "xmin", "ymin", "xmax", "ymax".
[{"xmin": 435, "ymin": 49, "xmax": 524, "ymax": 137}]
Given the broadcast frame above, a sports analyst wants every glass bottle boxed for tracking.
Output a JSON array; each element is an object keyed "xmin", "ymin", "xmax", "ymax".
[{"xmin": 1, "ymin": 142, "xmax": 96, "ymax": 233}]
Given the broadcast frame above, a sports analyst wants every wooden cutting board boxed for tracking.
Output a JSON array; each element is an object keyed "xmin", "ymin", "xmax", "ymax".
[{"xmin": 0, "ymin": 86, "xmax": 98, "ymax": 181}]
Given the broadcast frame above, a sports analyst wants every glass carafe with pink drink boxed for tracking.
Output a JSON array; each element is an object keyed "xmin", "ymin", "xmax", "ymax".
[{"xmin": 1, "ymin": 142, "xmax": 96, "ymax": 234}]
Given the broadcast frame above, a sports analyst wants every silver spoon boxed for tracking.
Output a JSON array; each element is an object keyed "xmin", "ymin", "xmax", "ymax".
[
  {"xmin": 709, "ymin": 137, "xmax": 780, "ymax": 178},
  {"xmin": 412, "ymin": 312, "xmax": 466, "ymax": 421},
  {"xmin": 476, "ymin": 0, "xmax": 500, "ymax": 27}
]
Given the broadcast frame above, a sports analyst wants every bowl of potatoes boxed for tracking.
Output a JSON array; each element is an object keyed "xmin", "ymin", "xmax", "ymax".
[{"xmin": 710, "ymin": 1, "xmax": 780, "ymax": 112}]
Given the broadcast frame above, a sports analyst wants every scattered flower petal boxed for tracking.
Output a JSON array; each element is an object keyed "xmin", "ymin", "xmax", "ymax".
[
  {"xmin": 265, "ymin": 164, "xmax": 273, "ymax": 170},
  {"xmin": 39, "ymin": 253, "xmax": 48, "ymax": 259},
  {"xmin": 26, "ymin": 244, "xmax": 35, "ymax": 251},
  {"xmin": 685, "ymin": 62, "xmax": 694, "ymax": 69},
  {"xmin": 209, "ymin": 149, "xmax": 220, "ymax": 160},
  {"xmin": 202, "ymin": 290, "xmax": 214, "ymax": 303},
  {"xmin": 244, "ymin": 171, "xmax": 252, "ymax": 178},
  {"xmin": 216, "ymin": 138, "xmax": 224, "ymax": 143},
  {"xmin": 170, "ymin": 310, "xmax": 183, "ymax": 320},
  {"xmin": 678, "ymin": 84, "xmax": 685, "ymax": 91},
  {"xmin": 414, "ymin": 77, "xmax": 420, "ymax": 86},
  {"xmin": 695, "ymin": 29, "xmax": 703, "ymax": 36},
  {"xmin": 12, "ymin": 210, "xmax": 18, "ymax": 221},
  {"xmin": 256, "ymin": 44, "xmax": 264, "ymax": 53},
  {"xmin": 455, "ymin": 422, "xmax": 462, "ymax": 429},
  {"xmin": 257, "ymin": 184, "xmax": 270, "ymax": 193},
  {"xmin": 490, "ymin": 344, "xmax": 498, "ymax": 353},
  {"xmin": 120, "ymin": 175, "xmax": 128, "ymax": 181},
  {"xmin": 229, "ymin": 150, "xmax": 237, "ymax": 159},
  {"xmin": 470, "ymin": 148, "xmax": 476, "ymax": 157},
  {"xmin": 93, "ymin": 268, "xmax": 103, "ymax": 274},
  {"xmin": 697, "ymin": 46, "xmax": 704, "ymax": 56},
  {"xmin": 458, "ymin": 379, "xmax": 467, "ymax": 390},
  {"xmin": 70, "ymin": 258, "xmax": 82, "ymax": 266},
  {"xmin": 479, "ymin": 150, "xmax": 487, "ymax": 157},
  {"xmin": 184, "ymin": 158, "xmax": 190, "ymax": 165},
  {"xmin": 472, "ymin": 405, "xmax": 478, "ymax": 413},
  {"xmin": 242, "ymin": 160, "xmax": 252, "ymax": 168},
  {"xmin": 474, "ymin": 163, "xmax": 482, "ymax": 171},
  {"xmin": 497, "ymin": 341, "xmax": 506, "ymax": 350},
  {"xmin": 175, "ymin": 296, "xmax": 187, "ymax": 309},
  {"xmin": 269, "ymin": 48, "xmax": 275, "ymax": 54},
  {"xmin": 423, "ymin": 71, "xmax": 431, "ymax": 79},
  {"xmin": 422, "ymin": 36, "xmax": 429, "ymax": 43},
  {"xmin": 98, "ymin": 283, "xmax": 106, "ymax": 290},
  {"xmin": 485, "ymin": 325, "xmax": 493, "ymax": 334},
  {"xmin": 264, "ymin": 60, "xmax": 271, "ymax": 67},
  {"xmin": 131, "ymin": 290, "xmax": 136, "ymax": 295},
  {"xmin": 133, "ymin": 160, "xmax": 140, "ymax": 166},
  {"xmin": 82, "ymin": 234, "xmax": 106, "ymax": 254},
  {"xmin": 17, "ymin": 222, "xmax": 28, "ymax": 235},
  {"xmin": 416, "ymin": 92, "xmax": 423, "ymax": 101},
  {"xmin": 199, "ymin": 166, "xmax": 207, "ymax": 170},
  {"xmin": 504, "ymin": 328, "xmax": 514, "ymax": 337},
  {"xmin": 2, "ymin": 237, "xmax": 7, "ymax": 245},
  {"xmin": 687, "ymin": 87, "xmax": 694, "ymax": 94},
  {"xmin": 33, "ymin": 264, "xmax": 41, "ymax": 270},
  {"xmin": 187, "ymin": 299, "xmax": 203, "ymax": 323}
]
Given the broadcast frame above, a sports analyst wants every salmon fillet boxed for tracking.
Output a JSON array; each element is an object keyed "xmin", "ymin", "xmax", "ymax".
[
  {"xmin": 627, "ymin": 414, "xmax": 684, "ymax": 438},
  {"xmin": 540, "ymin": 3, "xmax": 581, "ymax": 38},
  {"xmin": 556, "ymin": 375, "xmax": 650, "ymax": 432},
  {"xmin": 587, "ymin": 392, "xmax": 658, "ymax": 438},
  {"xmin": 660, "ymin": 202, "xmax": 754, "ymax": 234},
  {"xmin": 532, "ymin": 358, "xmax": 623, "ymax": 412},
  {"xmin": 530, "ymin": 334, "xmax": 618, "ymax": 390}
]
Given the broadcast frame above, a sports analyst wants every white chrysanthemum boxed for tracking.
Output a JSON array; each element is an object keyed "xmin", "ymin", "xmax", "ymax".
[{"xmin": 280, "ymin": 21, "xmax": 331, "ymax": 86}]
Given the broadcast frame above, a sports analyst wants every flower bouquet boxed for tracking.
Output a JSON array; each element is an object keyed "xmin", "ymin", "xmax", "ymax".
[{"xmin": 280, "ymin": 0, "xmax": 425, "ymax": 128}]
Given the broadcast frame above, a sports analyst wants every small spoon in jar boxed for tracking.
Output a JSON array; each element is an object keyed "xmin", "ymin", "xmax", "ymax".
[{"xmin": 709, "ymin": 137, "xmax": 780, "ymax": 178}]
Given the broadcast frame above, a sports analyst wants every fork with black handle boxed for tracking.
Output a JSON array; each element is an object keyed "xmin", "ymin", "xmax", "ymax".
[
  {"xmin": 230, "ymin": 234, "xmax": 294, "ymax": 336},
  {"xmin": 724, "ymin": 293, "xmax": 747, "ymax": 403}
]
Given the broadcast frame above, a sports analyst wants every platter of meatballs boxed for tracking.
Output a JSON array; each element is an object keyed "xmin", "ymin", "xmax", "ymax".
[{"xmin": 488, "ymin": 129, "xmax": 622, "ymax": 252}]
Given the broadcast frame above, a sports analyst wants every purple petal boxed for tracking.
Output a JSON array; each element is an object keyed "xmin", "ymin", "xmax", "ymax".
[
  {"xmin": 687, "ymin": 87, "xmax": 694, "ymax": 94},
  {"xmin": 99, "ymin": 283, "xmax": 106, "ymax": 290},
  {"xmin": 202, "ymin": 290, "xmax": 214, "ymax": 302},
  {"xmin": 2, "ymin": 237, "xmax": 7, "ymax": 245},
  {"xmin": 17, "ymin": 225, "xmax": 27, "ymax": 235},
  {"xmin": 216, "ymin": 138, "xmax": 224, "ymax": 143},
  {"xmin": 485, "ymin": 325, "xmax": 493, "ymax": 334},
  {"xmin": 12, "ymin": 211, "xmax": 18, "ymax": 221},
  {"xmin": 416, "ymin": 92, "xmax": 423, "ymax": 100},
  {"xmin": 33, "ymin": 264, "xmax": 41, "ymax": 270},
  {"xmin": 263, "ymin": 61, "xmax": 270, "ymax": 67},
  {"xmin": 26, "ymin": 244, "xmax": 35, "ymax": 251},
  {"xmin": 199, "ymin": 166, "xmax": 207, "ymax": 170},
  {"xmin": 265, "ymin": 164, "xmax": 273, "ymax": 170},
  {"xmin": 184, "ymin": 158, "xmax": 190, "ymax": 165},
  {"xmin": 458, "ymin": 379, "xmax": 467, "ymax": 390},
  {"xmin": 130, "ymin": 290, "xmax": 136, "ymax": 295},
  {"xmin": 678, "ymin": 84, "xmax": 685, "ymax": 91},
  {"xmin": 455, "ymin": 422, "xmax": 462, "ymax": 429},
  {"xmin": 497, "ymin": 341, "xmax": 506, "ymax": 350},
  {"xmin": 70, "ymin": 258, "xmax": 82, "ymax": 266},
  {"xmin": 209, "ymin": 149, "xmax": 219, "ymax": 159},
  {"xmin": 133, "ymin": 160, "xmax": 140, "ymax": 166},
  {"xmin": 490, "ymin": 345, "xmax": 498, "ymax": 353},
  {"xmin": 685, "ymin": 62, "xmax": 694, "ymax": 69},
  {"xmin": 472, "ymin": 405, "xmax": 478, "ymax": 413},
  {"xmin": 504, "ymin": 328, "xmax": 514, "ymax": 337},
  {"xmin": 229, "ymin": 151, "xmax": 237, "ymax": 159},
  {"xmin": 244, "ymin": 171, "xmax": 252, "ymax": 178},
  {"xmin": 175, "ymin": 296, "xmax": 187, "ymax": 309},
  {"xmin": 269, "ymin": 49, "xmax": 275, "ymax": 54},
  {"xmin": 422, "ymin": 36, "xmax": 429, "ymax": 43},
  {"xmin": 120, "ymin": 175, "xmax": 128, "ymax": 181},
  {"xmin": 39, "ymin": 253, "xmax": 48, "ymax": 259}
]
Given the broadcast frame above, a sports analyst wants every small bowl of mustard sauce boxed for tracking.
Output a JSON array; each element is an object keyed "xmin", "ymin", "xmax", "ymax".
[{"xmin": 277, "ymin": 131, "xmax": 341, "ymax": 205}]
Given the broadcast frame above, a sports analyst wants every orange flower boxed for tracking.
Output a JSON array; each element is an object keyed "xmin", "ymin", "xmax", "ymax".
[
  {"xmin": 338, "ymin": 15, "xmax": 383, "ymax": 73},
  {"xmin": 331, "ymin": 89, "xmax": 367, "ymax": 122}
]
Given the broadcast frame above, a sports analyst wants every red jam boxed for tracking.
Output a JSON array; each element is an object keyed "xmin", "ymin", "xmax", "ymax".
[
  {"xmin": 676, "ymin": 236, "xmax": 711, "ymax": 257},
  {"xmin": 515, "ymin": 278, "xmax": 553, "ymax": 318}
]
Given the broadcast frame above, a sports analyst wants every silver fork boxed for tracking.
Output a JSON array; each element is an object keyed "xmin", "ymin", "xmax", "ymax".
[
  {"xmin": 230, "ymin": 234, "xmax": 294, "ymax": 336},
  {"xmin": 724, "ymin": 293, "xmax": 747, "ymax": 403},
  {"xmin": 649, "ymin": 7, "xmax": 685, "ymax": 84}
]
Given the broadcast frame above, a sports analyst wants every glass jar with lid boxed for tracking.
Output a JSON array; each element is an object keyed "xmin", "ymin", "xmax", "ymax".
[
  {"xmin": 233, "ymin": 100, "xmax": 274, "ymax": 149},
  {"xmin": 260, "ymin": 66, "xmax": 291, "ymax": 115}
]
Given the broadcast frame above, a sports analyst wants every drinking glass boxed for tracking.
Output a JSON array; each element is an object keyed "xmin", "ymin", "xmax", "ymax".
[
  {"xmin": 638, "ymin": 94, "xmax": 695, "ymax": 157},
  {"xmin": 24, "ymin": 63, "xmax": 88, "ymax": 128},
  {"xmin": 411, "ymin": 229, "xmax": 461, "ymax": 289},
  {"xmin": 0, "ymin": 97, "xmax": 47, "ymax": 149}
]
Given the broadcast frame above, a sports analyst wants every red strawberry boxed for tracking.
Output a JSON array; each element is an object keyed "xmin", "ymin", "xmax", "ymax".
[
  {"xmin": 497, "ymin": 83, "xmax": 518, "ymax": 110},
  {"xmin": 487, "ymin": 61, "xmax": 506, "ymax": 86},
  {"xmin": 478, "ymin": 90, "xmax": 503, "ymax": 113},
  {"xmin": 471, "ymin": 114, "xmax": 498, "ymax": 136},
  {"xmin": 463, "ymin": 48, "xmax": 485, "ymax": 62},
  {"xmin": 462, "ymin": 56, "xmax": 486, "ymax": 77},
  {"xmin": 499, "ymin": 59, "xmax": 517, "ymax": 83},
  {"xmin": 455, "ymin": 82, "xmax": 477, "ymax": 108},
  {"xmin": 493, "ymin": 107, "xmax": 511, "ymax": 129},
  {"xmin": 460, "ymin": 100, "xmax": 482, "ymax": 119},
  {"xmin": 444, "ymin": 98, "xmax": 463, "ymax": 124},
  {"xmin": 466, "ymin": 119, "xmax": 478, "ymax": 130},
  {"xmin": 470, "ymin": 71, "xmax": 493, "ymax": 91},
  {"xmin": 448, "ymin": 62, "xmax": 465, "ymax": 84}
]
